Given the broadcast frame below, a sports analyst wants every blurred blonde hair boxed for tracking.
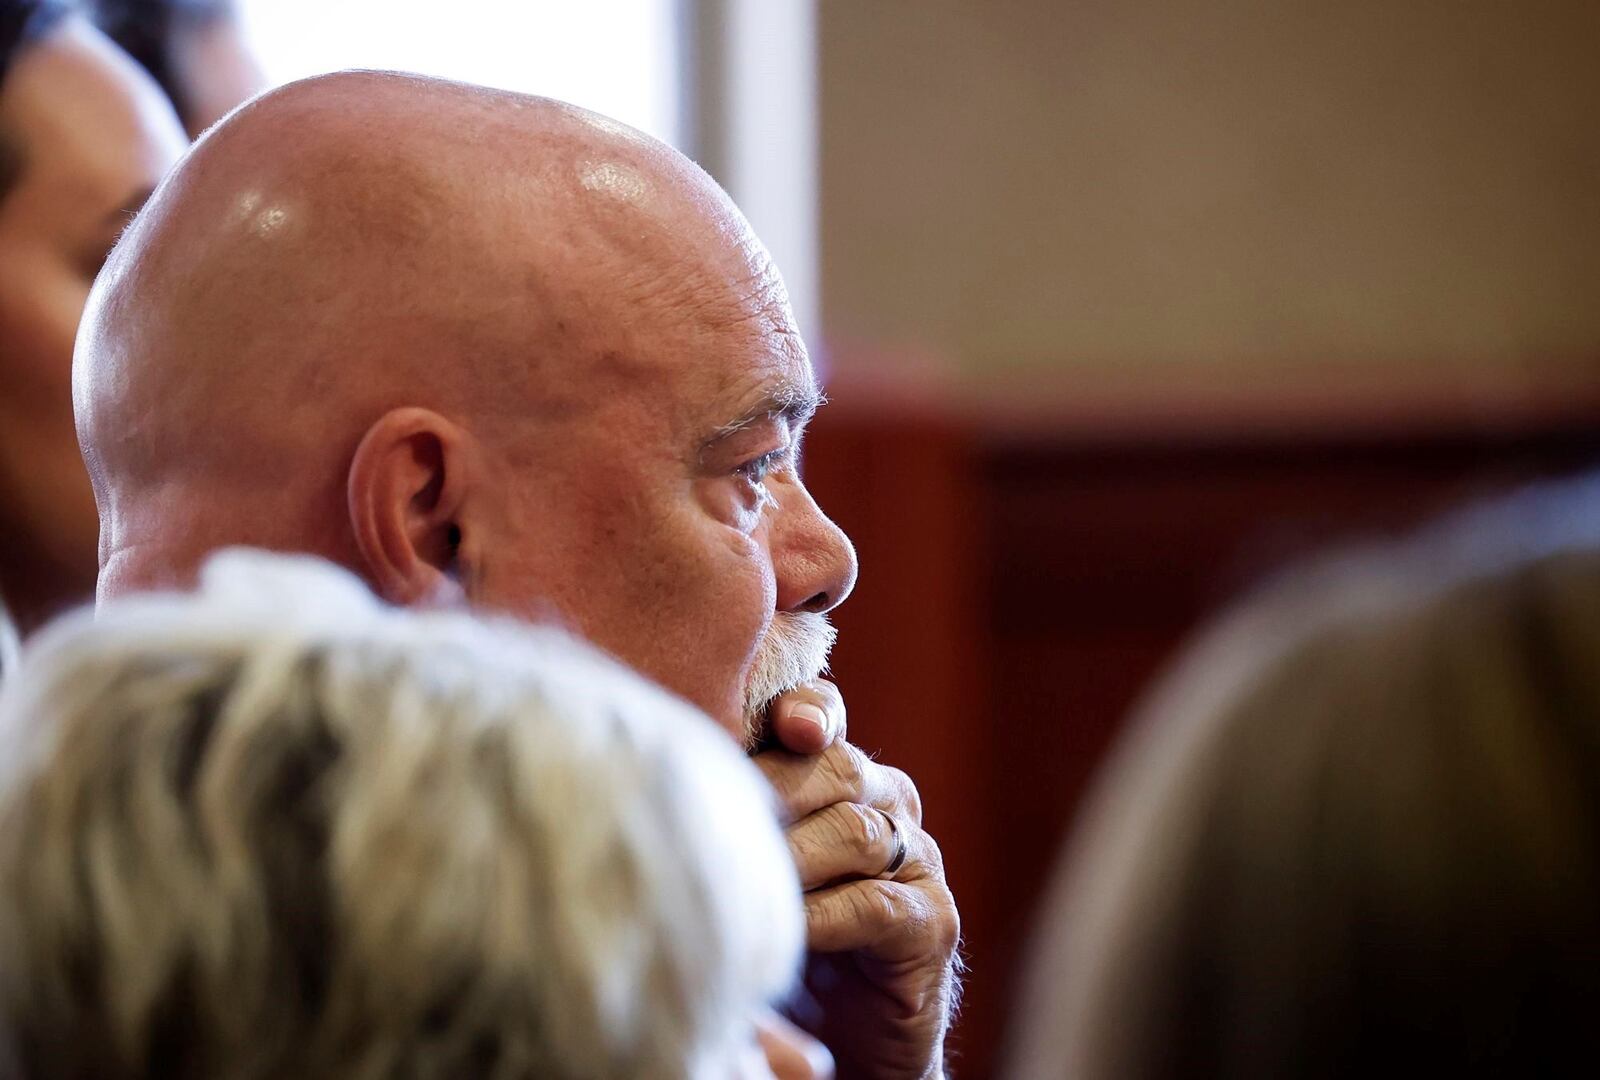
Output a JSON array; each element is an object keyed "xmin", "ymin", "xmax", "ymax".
[
  {"xmin": 1009, "ymin": 474, "xmax": 1600, "ymax": 1079},
  {"xmin": 0, "ymin": 549, "xmax": 802, "ymax": 1079}
]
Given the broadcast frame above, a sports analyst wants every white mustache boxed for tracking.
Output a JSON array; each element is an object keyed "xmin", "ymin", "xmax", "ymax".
[{"xmin": 742, "ymin": 612, "xmax": 837, "ymax": 736}]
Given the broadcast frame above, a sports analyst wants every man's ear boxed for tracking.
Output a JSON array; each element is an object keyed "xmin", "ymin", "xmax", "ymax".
[{"xmin": 347, "ymin": 407, "xmax": 476, "ymax": 606}]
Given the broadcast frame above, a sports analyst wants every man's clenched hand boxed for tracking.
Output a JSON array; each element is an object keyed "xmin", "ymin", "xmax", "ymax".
[{"xmin": 756, "ymin": 681, "xmax": 960, "ymax": 1080}]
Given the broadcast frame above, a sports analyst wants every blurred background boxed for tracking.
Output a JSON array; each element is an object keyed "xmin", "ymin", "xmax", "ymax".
[{"xmin": 93, "ymin": 0, "xmax": 1600, "ymax": 1074}]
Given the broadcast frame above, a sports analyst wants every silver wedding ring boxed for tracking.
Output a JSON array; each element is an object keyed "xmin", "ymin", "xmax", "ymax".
[{"xmin": 880, "ymin": 811, "xmax": 909, "ymax": 878}]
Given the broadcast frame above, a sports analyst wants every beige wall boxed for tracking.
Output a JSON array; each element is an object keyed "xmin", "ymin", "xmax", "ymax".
[{"xmin": 819, "ymin": 0, "xmax": 1600, "ymax": 377}]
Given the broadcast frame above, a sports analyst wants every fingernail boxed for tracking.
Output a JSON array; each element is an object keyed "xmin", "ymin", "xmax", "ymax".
[{"xmin": 789, "ymin": 702, "xmax": 828, "ymax": 735}]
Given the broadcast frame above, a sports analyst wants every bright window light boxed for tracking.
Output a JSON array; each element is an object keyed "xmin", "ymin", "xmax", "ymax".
[{"xmin": 236, "ymin": 0, "xmax": 682, "ymax": 146}]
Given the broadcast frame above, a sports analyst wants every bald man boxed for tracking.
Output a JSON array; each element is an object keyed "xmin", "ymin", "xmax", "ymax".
[{"xmin": 76, "ymin": 72, "xmax": 959, "ymax": 1079}]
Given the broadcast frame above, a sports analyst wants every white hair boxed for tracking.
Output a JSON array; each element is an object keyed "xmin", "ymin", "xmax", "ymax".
[
  {"xmin": 0, "ymin": 549, "xmax": 802, "ymax": 1079},
  {"xmin": 741, "ymin": 610, "xmax": 837, "ymax": 745}
]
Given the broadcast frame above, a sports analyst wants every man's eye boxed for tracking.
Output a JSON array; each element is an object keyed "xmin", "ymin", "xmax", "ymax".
[{"xmin": 736, "ymin": 450, "xmax": 782, "ymax": 485}]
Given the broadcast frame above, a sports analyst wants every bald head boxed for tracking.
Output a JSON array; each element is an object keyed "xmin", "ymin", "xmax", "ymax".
[
  {"xmin": 74, "ymin": 71, "xmax": 856, "ymax": 735},
  {"xmin": 78, "ymin": 71, "xmax": 788, "ymax": 586}
]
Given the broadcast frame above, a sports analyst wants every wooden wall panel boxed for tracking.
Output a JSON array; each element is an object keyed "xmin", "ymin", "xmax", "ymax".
[{"xmin": 802, "ymin": 396, "xmax": 1600, "ymax": 1078}]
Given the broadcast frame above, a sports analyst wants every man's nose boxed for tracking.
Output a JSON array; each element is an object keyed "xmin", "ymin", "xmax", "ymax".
[{"xmin": 772, "ymin": 482, "xmax": 858, "ymax": 614}]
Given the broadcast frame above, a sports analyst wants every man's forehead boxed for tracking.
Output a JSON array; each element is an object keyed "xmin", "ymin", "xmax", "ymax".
[{"xmin": 604, "ymin": 237, "xmax": 815, "ymax": 441}]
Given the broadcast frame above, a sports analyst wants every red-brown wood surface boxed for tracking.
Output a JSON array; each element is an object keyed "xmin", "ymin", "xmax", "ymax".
[{"xmin": 801, "ymin": 380, "xmax": 1600, "ymax": 1078}]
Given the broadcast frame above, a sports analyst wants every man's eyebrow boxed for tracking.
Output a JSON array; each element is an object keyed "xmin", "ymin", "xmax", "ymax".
[{"xmin": 703, "ymin": 380, "xmax": 826, "ymax": 448}]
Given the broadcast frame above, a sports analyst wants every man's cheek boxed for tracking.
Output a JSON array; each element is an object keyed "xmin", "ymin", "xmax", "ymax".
[
  {"xmin": 693, "ymin": 476, "xmax": 763, "ymax": 534},
  {"xmin": 681, "ymin": 495, "xmax": 777, "ymax": 610},
  {"xmin": 652, "ymin": 503, "xmax": 775, "ymax": 725},
  {"xmin": 711, "ymin": 565, "xmax": 779, "ymax": 733}
]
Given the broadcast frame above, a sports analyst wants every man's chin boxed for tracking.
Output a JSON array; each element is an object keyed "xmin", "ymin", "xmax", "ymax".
[
  {"xmin": 700, "ymin": 699, "xmax": 770, "ymax": 754},
  {"xmin": 740, "ymin": 705, "xmax": 775, "ymax": 756}
]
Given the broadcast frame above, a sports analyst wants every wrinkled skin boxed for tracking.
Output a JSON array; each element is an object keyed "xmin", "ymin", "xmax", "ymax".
[
  {"xmin": 77, "ymin": 72, "xmax": 958, "ymax": 1078},
  {"xmin": 0, "ymin": 18, "xmax": 185, "ymax": 637}
]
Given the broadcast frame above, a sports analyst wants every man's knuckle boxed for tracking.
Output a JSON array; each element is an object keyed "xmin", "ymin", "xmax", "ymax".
[
  {"xmin": 834, "ymin": 801, "xmax": 882, "ymax": 854},
  {"xmin": 853, "ymin": 880, "xmax": 900, "ymax": 928},
  {"xmin": 893, "ymin": 890, "xmax": 958, "ymax": 960},
  {"xmin": 933, "ymin": 904, "xmax": 961, "ymax": 956},
  {"xmin": 825, "ymin": 744, "xmax": 868, "ymax": 795}
]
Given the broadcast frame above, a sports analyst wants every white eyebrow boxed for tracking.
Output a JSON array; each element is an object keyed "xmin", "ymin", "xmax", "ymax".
[{"xmin": 704, "ymin": 381, "xmax": 825, "ymax": 446}]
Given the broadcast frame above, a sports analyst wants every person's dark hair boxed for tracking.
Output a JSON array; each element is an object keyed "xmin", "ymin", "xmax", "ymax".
[
  {"xmin": 1010, "ymin": 473, "xmax": 1600, "ymax": 1078},
  {"xmin": 0, "ymin": 0, "xmax": 71, "ymax": 200},
  {"xmin": 82, "ymin": 0, "xmax": 232, "ymax": 126}
]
